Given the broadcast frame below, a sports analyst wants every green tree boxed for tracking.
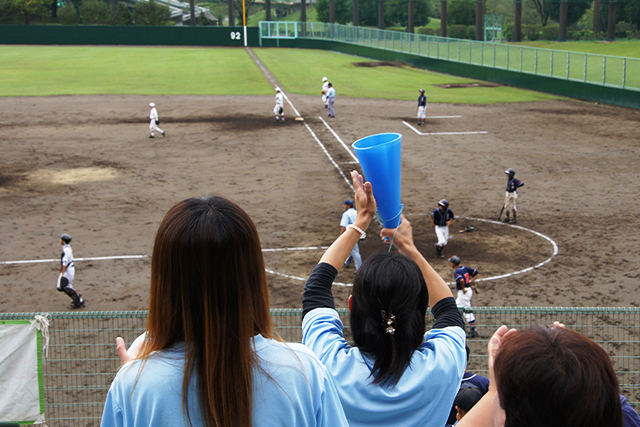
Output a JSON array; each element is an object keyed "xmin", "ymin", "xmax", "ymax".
[
  {"xmin": 132, "ymin": 0, "xmax": 171, "ymax": 25},
  {"xmin": 58, "ymin": 3, "xmax": 80, "ymax": 23},
  {"xmin": 547, "ymin": 0, "xmax": 591, "ymax": 27},
  {"xmin": 315, "ymin": 0, "xmax": 351, "ymax": 24},
  {"xmin": 447, "ymin": 0, "xmax": 474, "ymax": 25},
  {"xmin": 13, "ymin": 0, "xmax": 51, "ymax": 24},
  {"xmin": 0, "ymin": 0, "xmax": 22, "ymax": 23},
  {"xmin": 115, "ymin": 1, "xmax": 132, "ymax": 24},
  {"xmin": 386, "ymin": 0, "xmax": 431, "ymax": 26},
  {"xmin": 80, "ymin": 0, "xmax": 111, "ymax": 24}
]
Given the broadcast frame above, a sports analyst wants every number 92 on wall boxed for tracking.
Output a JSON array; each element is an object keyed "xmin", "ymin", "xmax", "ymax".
[{"xmin": 230, "ymin": 32, "xmax": 242, "ymax": 40}]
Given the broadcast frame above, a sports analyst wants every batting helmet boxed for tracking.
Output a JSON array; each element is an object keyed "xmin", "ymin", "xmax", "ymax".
[
  {"xmin": 149, "ymin": 102, "xmax": 155, "ymax": 108},
  {"xmin": 438, "ymin": 199, "xmax": 449, "ymax": 208},
  {"xmin": 60, "ymin": 233, "xmax": 72, "ymax": 244},
  {"xmin": 449, "ymin": 256, "xmax": 461, "ymax": 266},
  {"xmin": 419, "ymin": 88, "xmax": 425, "ymax": 93},
  {"xmin": 505, "ymin": 168, "xmax": 516, "ymax": 176}
]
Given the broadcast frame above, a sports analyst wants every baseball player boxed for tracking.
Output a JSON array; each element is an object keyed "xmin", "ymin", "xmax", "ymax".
[
  {"xmin": 274, "ymin": 87, "xmax": 285, "ymax": 122},
  {"xmin": 430, "ymin": 199, "xmax": 454, "ymax": 258},
  {"xmin": 321, "ymin": 77, "xmax": 329, "ymax": 108},
  {"xmin": 340, "ymin": 199, "xmax": 362, "ymax": 270},
  {"xmin": 417, "ymin": 88, "xmax": 427, "ymax": 125},
  {"xmin": 503, "ymin": 168, "xmax": 524, "ymax": 223},
  {"xmin": 449, "ymin": 256, "xmax": 479, "ymax": 338},
  {"xmin": 148, "ymin": 102, "xmax": 165, "ymax": 138},
  {"xmin": 326, "ymin": 82, "xmax": 335, "ymax": 118},
  {"xmin": 57, "ymin": 233, "xmax": 85, "ymax": 309}
]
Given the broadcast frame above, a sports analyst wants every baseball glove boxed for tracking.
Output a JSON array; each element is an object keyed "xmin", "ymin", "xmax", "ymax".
[{"xmin": 155, "ymin": 119, "xmax": 159, "ymax": 125}]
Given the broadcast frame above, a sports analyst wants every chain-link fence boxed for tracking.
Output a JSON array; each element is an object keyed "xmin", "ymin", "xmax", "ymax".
[
  {"xmin": 3, "ymin": 307, "xmax": 639, "ymax": 426},
  {"xmin": 259, "ymin": 21, "xmax": 640, "ymax": 91}
]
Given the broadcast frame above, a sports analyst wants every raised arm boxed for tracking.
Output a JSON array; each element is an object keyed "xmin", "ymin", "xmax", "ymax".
[
  {"xmin": 380, "ymin": 215, "xmax": 453, "ymax": 307},
  {"xmin": 319, "ymin": 171, "xmax": 376, "ymax": 270}
]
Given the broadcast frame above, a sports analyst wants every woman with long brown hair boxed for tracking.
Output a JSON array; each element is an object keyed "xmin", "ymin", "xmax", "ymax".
[{"xmin": 101, "ymin": 196, "xmax": 348, "ymax": 427}]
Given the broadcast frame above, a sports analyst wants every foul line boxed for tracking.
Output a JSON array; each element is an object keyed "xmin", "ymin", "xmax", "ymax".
[
  {"xmin": 318, "ymin": 117, "xmax": 359, "ymax": 163},
  {"xmin": 402, "ymin": 121, "xmax": 488, "ymax": 136},
  {"xmin": 304, "ymin": 123, "xmax": 354, "ymax": 191},
  {"xmin": 0, "ymin": 255, "xmax": 148, "ymax": 265},
  {"xmin": 428, "ymin": 115, "xmax": 462, "ymax": 118}
]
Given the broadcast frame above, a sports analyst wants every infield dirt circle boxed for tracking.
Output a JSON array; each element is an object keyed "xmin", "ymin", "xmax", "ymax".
[{"xmin": 1, "ymin": 94, "xmax": 639, "ymax": 312}]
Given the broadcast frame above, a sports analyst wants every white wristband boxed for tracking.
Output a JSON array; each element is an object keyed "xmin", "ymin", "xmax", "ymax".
[{"xmin": 346, "ymin": 224, "xmax": 366, "ymax": 239}]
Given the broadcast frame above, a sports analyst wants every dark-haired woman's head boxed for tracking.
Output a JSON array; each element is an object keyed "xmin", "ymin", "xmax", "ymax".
[
  {"xmin": 349, "ymin": 252, "xmax": 429, "ymax": 387},
  {"xmin": 147, "ymin": 195, "xmax": 272, "ymax": 345},
  {"xmin": 494, "ymin": 326, "xmax": 622, "ymax": 427}
]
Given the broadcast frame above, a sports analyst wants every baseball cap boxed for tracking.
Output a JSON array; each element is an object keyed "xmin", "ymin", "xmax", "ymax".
[
  {"xmin": 274, "ymin": 87, "xmax": 280, "ymax": 92},
  {"xmin": 455, "ymin": 385, "xmax": 483, "ymax": 412},
  {"xmin": 322, "ymin": 77, "xmax": 328, "ymax": 82},
  {"xmin": 343, "ymin": 199, "xmax": 354, "ymax": 207},
  {"xmin": 149, "ymin": 102, "xmax": 155, "ymax": 107}
]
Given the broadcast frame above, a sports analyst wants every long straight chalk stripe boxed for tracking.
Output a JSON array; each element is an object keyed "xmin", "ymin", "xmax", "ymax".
[
  {"xmin": 281, "ymin": 91, "xmax": 301, "ymax": 117},
  {"xmin": 428, "ymin": 115, "xmax": 462, "ymax": 118},
  {"xmin": 0, "ymin": 254, "xmax": 148, "ymax": 265},
  {"xmin": 263, "ymin": 246, "xmax": 329, "ymax": 252},
  {"xmin": 304, "ymin": 123, "xmax": 355, "ymax": 191},
  {"xmin": 318, "ymin": 116, "xmax": 359, "ymax": 163},
  {"xmin": 402, "ymin": 121, "xmax": 488, "ymax": 136}
]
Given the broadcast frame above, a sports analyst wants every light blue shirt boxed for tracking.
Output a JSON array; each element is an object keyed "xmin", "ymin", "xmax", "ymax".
[
  {"xmin": 101, "ymin": 335, "xmax": 348, "ymax": 427},
  {"xmin": 326, "ymin": 87, "xmax": 335, "ymax": 99},
  {"xmin": 340, "ymin": 207, "xmax": 357, "ymax": 228},
  {"xmin": 302, "ymin": 308, "xmax": 466, "ymax": 427}
]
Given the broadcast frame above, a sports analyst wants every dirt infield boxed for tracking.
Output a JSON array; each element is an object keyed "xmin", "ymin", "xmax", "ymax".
[{"xmin": 1, "ymin": 94, "xmax": 639, "ymax": 313}]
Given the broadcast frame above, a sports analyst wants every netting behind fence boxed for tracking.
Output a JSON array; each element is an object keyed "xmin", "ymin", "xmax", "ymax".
[{"xmin": 3, "ymin": 307, "xmax": 639, "ymax": 426}]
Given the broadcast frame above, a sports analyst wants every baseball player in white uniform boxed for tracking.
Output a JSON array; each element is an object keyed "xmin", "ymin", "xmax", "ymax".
[
  {"xmin": 321, "ymin": 77, "xmax": 329, "ymax": 108},
  {"xmin": 57, "ymin": 233, "xmax": 85, "ymax": 308},
  {"xmin": 326, "ymin": 83, "xmax": 335, "ymax": 118},
  {"xmin": 274, "ymin": 87, "xmax": 285, "ymax": 122},
  {"xmin": 149, "ymin": 102, "xmax": 165, "ymax": 138},
  {"xmin": 340, "ymin": 199, "xmax": 362, "ymax": 270}
]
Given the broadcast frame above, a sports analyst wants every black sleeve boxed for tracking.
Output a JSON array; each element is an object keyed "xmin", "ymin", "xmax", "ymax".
[
  {"xmin": 431, "ymin": 297, "xmax": 465, "ymax": 330},
  {"xmin": 302, "ymin": 262, "xmax": 338, "ymax": 320}
]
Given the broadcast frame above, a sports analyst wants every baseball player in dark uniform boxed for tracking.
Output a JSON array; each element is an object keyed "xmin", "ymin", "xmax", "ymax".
[
  {"xmin": 417, "ymin": 88, "xmax": 427, "ymax": 125},
  {"xmin": 430, "ymin": 199, "xmax": 454, "ymax": 258},
  {"xmin": 57, "ymin": 233, "xmax": 85, "ymax": 308},
  {"xmin": 503, "ymin": 168, "xmax": 524, "ymax": 223},
  {"xmin": 449, "ymin": 256, "xmax": 478, "ymax": 338}
]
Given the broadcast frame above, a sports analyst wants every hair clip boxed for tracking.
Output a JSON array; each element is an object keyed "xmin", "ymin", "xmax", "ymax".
[{"xmin": 381, "ymin": 310, "xmax": 396, "ymax": 335}]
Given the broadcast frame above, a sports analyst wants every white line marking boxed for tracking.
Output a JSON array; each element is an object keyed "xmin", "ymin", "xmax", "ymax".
[
  {"xmin": 265, "ymin": 268, "xmax": 351, "ymax": 287},
  {"xmin": 281, "ymin": 91, "xmax": 301, "ymax": 117},
  {"xmin": 318, "ymin": 116, "xmax": 359, "ymax": 163},
  {"xmin": 428, "ymin": 115, "xmax": 462, "ymax": 118},
  {"xmin": 402, "ymin": 121, "xmax": 488, "ymax": 136},
  {"xmin": 0, "ymin": 255, "xmax": 148, "ymax": 265},
  {"xmin": 263, "ymin": 246, "xmax": 329, "ymax": 252},
  {"xmin": 304, "ymin": 123, "xmax": 354, "ymax": 191}
]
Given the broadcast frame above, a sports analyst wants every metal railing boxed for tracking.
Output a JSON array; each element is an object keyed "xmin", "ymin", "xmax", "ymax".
[
  {"xmin": 259, "ymin": 21, "xmax": 640, "ymax": 91},
  {"xmin": 3, "ymin": 307, "xmax": 639, "ymax": 426}
]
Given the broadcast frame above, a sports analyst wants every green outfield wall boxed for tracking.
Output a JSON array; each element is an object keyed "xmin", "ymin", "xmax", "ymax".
[
  {"xmin": 261, "ymin": 37, "xmax": 640, "ymax": 110},
  {"xmin": 0, "ymin": 25, "xmax": 260, "ymax": 47}
]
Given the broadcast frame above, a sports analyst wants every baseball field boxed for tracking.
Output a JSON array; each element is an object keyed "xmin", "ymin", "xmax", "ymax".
[{"xmin": 0, "ymin": 45, "xmax": 639, "ymax": 313}]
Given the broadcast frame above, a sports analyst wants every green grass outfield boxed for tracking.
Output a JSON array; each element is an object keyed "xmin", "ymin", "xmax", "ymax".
[
  {"xmin": 511, "ymin": 40, "xmax": 640, "ymax": 59},
  {"xmin": 0, "ymin": 45, "xmax": 558, "ymax": 103}
]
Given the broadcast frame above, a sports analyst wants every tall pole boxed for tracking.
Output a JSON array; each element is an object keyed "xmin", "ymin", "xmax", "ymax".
[
  {"xmin": 378, "ymin": 0, "xmax": 384, "ymax": 29},
  {"xmin": 190, "ymin": 0, "xmax": 196, "ymax": 25},
  {"xmin": 606, "ymin": 0, "xmax": 617, "ymax": 41},
  {"xmin": 330, "ymin": 0, "xmax": 335, "ymax": 23},
  {"xmin": 558, "ymin": 0, "xmax": 568, "ymax": 41},
  {"xmin": 301, "ymin": 0, "xmax": 306, "ymax": 36},
  {"xmin": 228, "ymin": 0, "xmax": 234, "ymax": 26},
  {"xmin": 408, "ymin": 0, "xmax": 415, "ymax": 33},
  {"xmin": 266, "ymin": 0, "xmax": 271, "ymax": 21},
  {"xmin": 514, "ymin": 0, "xmax": 521, "ymax": 41},
  {"xmin": 242, "ymin": 0, "xmax": 247, "ymax": 46},
  {"xmin": 475, "ymin": 0, "xmax": 483, "ymax": 40},
  {"xmin": 353, "ymin": 0, "xmax": 358, "ymax": 26},
  {"xmin": 440, "ymin": 0, "xmax": 447, "ymax": 37},
  {"xmin": 593, "ymin": 0, "xmax": 602, "ymax": 33}
]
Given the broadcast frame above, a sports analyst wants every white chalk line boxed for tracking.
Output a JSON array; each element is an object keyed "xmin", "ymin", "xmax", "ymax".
[
  {"xmin": 428, "ymin": 115, "xmax": 462, "ymax": 118},
  {"xmin": 318, "ymin": 116, "xmax": 359, "ymax": 163},
  {"xmin": 402, "ymin": 121, "xmax": 488, "ymax": 136},
  {"xmin": 304, "ymin": 122, "xmax": 354, "ymax": 191}
]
